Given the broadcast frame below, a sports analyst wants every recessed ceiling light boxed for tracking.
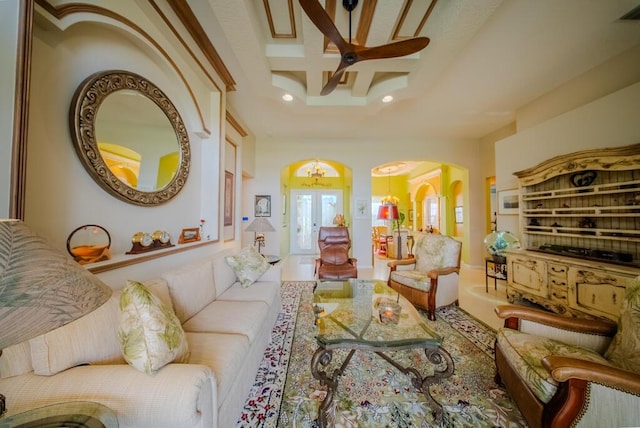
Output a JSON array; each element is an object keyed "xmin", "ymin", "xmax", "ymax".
[
  {"xmin": 382, "ymin": 95, "xmax": 394, "ymax": 103},
  {"xmin": 282, "ymin": 93, "xmax": 293, "ymax": 102}
]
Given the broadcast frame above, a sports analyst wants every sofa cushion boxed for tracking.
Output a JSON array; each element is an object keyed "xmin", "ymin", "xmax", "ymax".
[
  {"xmin": 389, "ymin": 270, "xmax": 432, "ymax": 292},
  {"xmin": 605, "ymin": 277, "xmax": 640, "ymax": 373},
  {"xmin": 216, "ymin": 280, "xmax": 280, "ymax": 307},
  {"xmin": 497, "ymin": 328, "xmax": 611, "ymax": 403},
  {"xmin": 182, "ymin": 300, "xmax": 269, "ymax": 343},
  {"xmin": 0, "ymin": 341, "xmax": 33, "ymax": 378},
  {"xmin": 30, "ymin": 291, "xmax": 124, "ymax": 376},
  {"xmin": 212, "ymin": 250, "xmax": 238, "ymax": 296},
  {"xmin": 186, "ymin": 332, "xmax": 250, "ymax": 402},
  {"xmin": 119, "ymin": 280, "xmax": 190, "ymax": 375},
  {"xmin": 162, "ymin": 260, "xmax": 216, "ymax": 323},
  {"xmin": 225, "ymin": 246, "xmax": 270, "ymax": 287}
]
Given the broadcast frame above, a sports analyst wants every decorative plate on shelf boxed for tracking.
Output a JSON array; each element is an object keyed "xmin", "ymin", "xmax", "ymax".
[{"xmin": 570, "ymin": 170, "xmax": 597, "ymax": 187}]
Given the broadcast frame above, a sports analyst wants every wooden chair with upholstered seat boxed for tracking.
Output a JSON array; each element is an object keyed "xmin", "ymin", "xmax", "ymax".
[
  {"xmin": 494, "ymin": 276, "xmax": 640, "ymax": 428},
  {"xmin": 387, "ymin": 232, "xmax": 461, "ymax": 320}
]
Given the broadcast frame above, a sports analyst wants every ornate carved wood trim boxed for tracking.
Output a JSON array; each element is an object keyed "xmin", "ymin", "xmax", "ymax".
[
  {"xmin": 514, "ymin": 143, "xmax": 640, "ymax": 186},
  {"xmin": 226, "ymin": 112, "xmax": 248, "ymax": 137},
  {"xmin": 165, "ymin": 0, "xmax": 236, "ymax": 92}
]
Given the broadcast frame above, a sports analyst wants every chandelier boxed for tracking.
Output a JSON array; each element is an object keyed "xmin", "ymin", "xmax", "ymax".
[
  {"xmin": 307, "ymin": 159, "xmax": 326, "ymax": 185},
  {"xmin": 380, "ymin": 168, "xmax": 399, "ymax": 205}
]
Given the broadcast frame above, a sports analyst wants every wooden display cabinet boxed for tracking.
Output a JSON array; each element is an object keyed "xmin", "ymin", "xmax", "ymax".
[{"xmin": 506, "ymin": 143, "xmax": 640, "ymax": 320}]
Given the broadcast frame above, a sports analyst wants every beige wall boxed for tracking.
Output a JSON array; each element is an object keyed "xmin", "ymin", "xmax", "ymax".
[
  {"xmin": 22, "ymin": 3, "xmax": 238, "ymax": 288},
  {"xmin": 496, "ymin": 80, "xmax": 640, "ymax": 241},
  {"xmin": 245, "ymin": 136, "xmax": 485, "ymax": 267}
]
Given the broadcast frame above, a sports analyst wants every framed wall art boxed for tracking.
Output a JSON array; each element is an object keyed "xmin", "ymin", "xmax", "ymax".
[
  {"xmin": 498, "ymin": 189, "xmax": 519, "ymax": 215},
  {"xmin": 178, "ymin": 228, "xmax": 200, "ymax": 244},
  {"xmin": 355, "ymin": 198, "xmax": 369, "ymax": 219},
  {"xmin": 255, "ymin": 195, "xmax": 271, "ymax": 217}
]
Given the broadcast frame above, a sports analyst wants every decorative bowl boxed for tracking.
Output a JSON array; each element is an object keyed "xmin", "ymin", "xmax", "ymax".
[{"xmin": 483, "ymin": 231, "xmax": 521, "ymax": 262}]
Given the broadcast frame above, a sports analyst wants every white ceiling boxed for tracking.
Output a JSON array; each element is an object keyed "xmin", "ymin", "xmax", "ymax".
[{"xmin": 195, "ymin": 0, "xmax": 640, "ymax": 141}]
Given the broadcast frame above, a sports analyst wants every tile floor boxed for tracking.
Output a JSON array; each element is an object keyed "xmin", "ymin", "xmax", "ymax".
[{"xmin": 280, "ymin": 253, "xmax": 511, "ymax": 331}]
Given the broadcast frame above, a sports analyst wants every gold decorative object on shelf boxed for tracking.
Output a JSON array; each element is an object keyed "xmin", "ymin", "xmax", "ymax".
[
  {"xmin": 66, "ymin": 224, "xmax": 111, "ymax": 265},
  {"xmin": 127, "ymin": 230, "xmax": 174, "ymax": 254}
]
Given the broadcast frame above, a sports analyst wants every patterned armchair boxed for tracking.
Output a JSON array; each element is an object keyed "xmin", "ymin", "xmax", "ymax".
[
  {"xmin": 387, "ymin": 232, "xmax": 461, "ymax": 320},
  {"xmin": 495, "ymin": 277, "xmax": 640, "ymax": 428}
]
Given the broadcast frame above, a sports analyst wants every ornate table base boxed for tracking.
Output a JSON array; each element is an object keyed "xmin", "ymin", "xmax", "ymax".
[{"xmin": 311, "ymin": 343, "xmax": 455, "ymax": 427}]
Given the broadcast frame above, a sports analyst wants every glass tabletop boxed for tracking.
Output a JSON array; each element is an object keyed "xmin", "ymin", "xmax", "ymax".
[
  {"xmin": 312, "ymin": 279, "xmax": 442, "ymax": 349},
  {"xmin": 0, "ymin": 401, "xmax": 118, "ymax": 428}
]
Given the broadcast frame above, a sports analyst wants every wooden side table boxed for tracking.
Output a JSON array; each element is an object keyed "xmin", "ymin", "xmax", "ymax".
[{"xmin": 485, "ymin": 257, "xmax": 507, "ymax": 292}]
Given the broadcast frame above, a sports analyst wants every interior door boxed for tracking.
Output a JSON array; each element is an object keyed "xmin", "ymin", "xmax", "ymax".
[{"xmin": 290, "ymin": 190, "xmax": 342, "ymax": 254}]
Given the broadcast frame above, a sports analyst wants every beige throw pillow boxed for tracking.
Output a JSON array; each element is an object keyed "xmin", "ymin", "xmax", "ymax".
[
  {"xmin": 225, "ymin": 246, "xmax": 270, "ymax": 287},
  {"xmin": 119, "ymin": 280, "xmax": 190, "ymax": 375}
]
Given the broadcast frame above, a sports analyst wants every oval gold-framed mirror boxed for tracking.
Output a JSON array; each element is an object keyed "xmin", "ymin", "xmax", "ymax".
[{"xmin": 69, "ymin": 70, "xmax": 190, "ymax": 206}]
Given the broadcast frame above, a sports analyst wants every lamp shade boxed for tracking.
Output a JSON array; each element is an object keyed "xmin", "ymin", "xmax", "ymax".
[
  {"xmin": 377, "ymin": 204, "xmax": 399, "ymax": 221},
  {"xmin": 245, "ymin": 218, "xmax": 275, "ymax": 233},
  {"xmin": 0, "ymin": 220, "xmax": 112, "ymax": 349}
]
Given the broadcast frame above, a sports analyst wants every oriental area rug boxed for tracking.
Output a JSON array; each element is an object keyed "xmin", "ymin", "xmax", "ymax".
[{"xmin": 238, "ymin": 281, "xmax": 527, "ymax": 427}]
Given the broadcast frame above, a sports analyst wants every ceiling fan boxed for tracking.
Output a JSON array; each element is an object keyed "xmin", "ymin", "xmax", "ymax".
[{"xmin": 299, "ymin": 0, "xmax": 430, "ymax": 95}]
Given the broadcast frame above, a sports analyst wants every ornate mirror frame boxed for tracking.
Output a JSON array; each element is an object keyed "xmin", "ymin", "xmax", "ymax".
[{"xmin": 69, "ymin": 70, "xmax": 190, "ymax": 206}]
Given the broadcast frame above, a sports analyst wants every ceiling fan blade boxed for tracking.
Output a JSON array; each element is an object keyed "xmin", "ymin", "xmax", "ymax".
[
  {"xmin": 299, "ymin": 0, "xmax": 348, "ymax": 52},
  {"xmin": 321, "ymin": 63, "xmax": 348, "ymax": 96},
  {"xmin": 357, "ymin": 37, "xmax": 430, "ymax": 61}
]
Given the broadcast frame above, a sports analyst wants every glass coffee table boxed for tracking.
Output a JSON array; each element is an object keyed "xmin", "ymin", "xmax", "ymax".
[
  {"xmin": 0, "ymin": 401, "xmax": 117, "ymax": 427},
  {"xmin": 311, "ymin": 279, "xmax": 454, "ymax": 427}
]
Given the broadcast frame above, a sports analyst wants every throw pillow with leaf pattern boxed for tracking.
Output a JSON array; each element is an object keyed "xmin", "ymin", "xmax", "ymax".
[
  {"xmin": 605, "ymin": 276, "xmax": 640, "ymax": 374},
  {"xmin": 225, "ymin": 245, "xmax": 270, "ymax": 287},
  {"xmin": 119, "ymin": 280, "xmax": 190, "ymax": 375}
]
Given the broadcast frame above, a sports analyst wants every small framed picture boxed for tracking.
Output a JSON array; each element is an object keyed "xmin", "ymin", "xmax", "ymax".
[
  {"xmin": 498, "ymin": 189, "xmax": 520, "ymax": 215},
  {"xmin": 255, "ymin": 195, "xmax": 271, "ymax": 217},
  {"xmin": 178, "ymin": 227, "xmax": 200, "ymax": 244},
  {"xmin": 355, "ymin": 198, "xmax": 369, "ymax": 219},
  {"xmin": 455, "ymin": 206, "xmax": 463, "ymax": 223}
]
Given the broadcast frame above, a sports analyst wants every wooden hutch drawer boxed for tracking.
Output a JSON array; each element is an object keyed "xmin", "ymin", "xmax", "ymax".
[
  {"xmin": 508, "ymin": 255, "xmax": 548, "ymax": 298},
  {"xmin": 550, "ymin": 285, "xmax": 568, "ymax": 303},
  {"xmin": 568, "ymin": 268, "xmax": 631, "ymax": 320},
  {"xmin": 547, "ymin": 262, "xmax": 568, "ymax": 277}
]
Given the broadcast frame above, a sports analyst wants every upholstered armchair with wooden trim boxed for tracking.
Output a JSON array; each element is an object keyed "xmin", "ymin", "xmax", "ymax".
[
  {"xmin": 494, "ymin": 278, "xmax": 640, "ymax": 428},
  {"xmin": 315, "ymin": 226, "xmax": 358, "ymax": 280},
  {"xmin": 387, "ymin": 232, "xmax": 461, "ymax": 321}
]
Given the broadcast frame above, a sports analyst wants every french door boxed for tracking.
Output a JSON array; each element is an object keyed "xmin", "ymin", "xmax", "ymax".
[{"xmin": 290, "ymin": 190, "xmax": 343, "ymax": 254}]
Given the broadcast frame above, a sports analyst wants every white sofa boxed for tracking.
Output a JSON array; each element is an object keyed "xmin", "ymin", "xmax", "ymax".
[{"xmin": 0, "ymin": 249, "xmax": 282, "ymax": 428}]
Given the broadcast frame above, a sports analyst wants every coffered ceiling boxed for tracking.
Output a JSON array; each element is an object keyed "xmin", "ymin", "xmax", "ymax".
[{"xmin": 189, "ymin": 0, "xmax": 640, "ymax": 140}]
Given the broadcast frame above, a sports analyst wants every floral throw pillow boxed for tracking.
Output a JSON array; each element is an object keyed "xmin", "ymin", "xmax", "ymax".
[
  {"xmin": 225, "ymin": 245, "xmax": 270, "ymax": 287},
  {"xmin": 119, "ymin": 280, "xmax": 190, "ymax": 375},
  {"xmin": 605, "ymin": 277, "xmax": 640, "ymax": 374}
]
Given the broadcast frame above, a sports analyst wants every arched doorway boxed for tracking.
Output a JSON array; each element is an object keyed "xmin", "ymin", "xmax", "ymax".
[{"xmin": 282, "ymin": 159, "xmax": 353, "ymax": 255}]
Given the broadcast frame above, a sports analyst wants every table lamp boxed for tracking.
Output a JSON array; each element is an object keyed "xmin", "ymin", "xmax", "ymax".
[
  {"xmin": 0, "ymin": 219, "xmax": 112, "ymax": 416},
  {"xmin": 245, "ymin": 218, "xmax": 275, "ymax": 254}
]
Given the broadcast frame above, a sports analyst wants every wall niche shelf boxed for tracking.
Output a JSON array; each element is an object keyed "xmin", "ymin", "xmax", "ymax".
[
  {"xmin": 506, "ymin": 143, "xmax": 640, "ymax": 321},
  {"xmin": 86, "ymin": 239, "xmax": 215, "ymax": 274}
]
